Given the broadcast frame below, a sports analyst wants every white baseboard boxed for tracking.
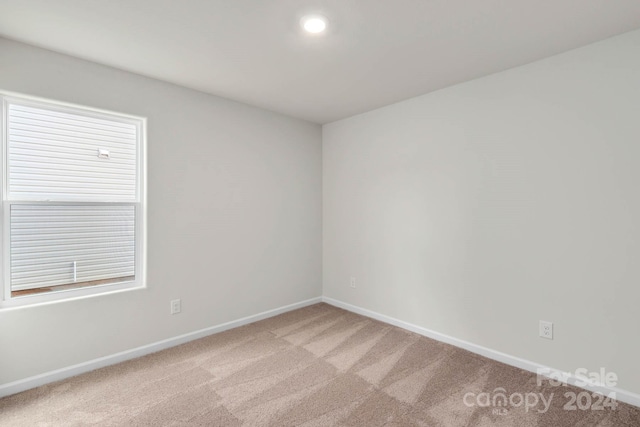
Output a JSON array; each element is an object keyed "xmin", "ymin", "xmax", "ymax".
[
  {"xmin": 322, "ymin": 296, "xmax": 640, "ymax": 408},
  {"xmin": 0, "ymin": 296, "xmax": 322, "ymax": 399}
]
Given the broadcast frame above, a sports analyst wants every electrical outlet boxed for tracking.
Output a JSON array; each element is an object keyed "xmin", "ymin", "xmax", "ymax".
[
  {"xmin": 170, "ymin": 299, "xmax": 181, "ymax": 315},
  {"xmin": 539, "ymin": 321, "xmax": 553, "ymax": 339},
  {"xmin": 350, "ymin": 277, "xmax": 356, "ymax": 288}
]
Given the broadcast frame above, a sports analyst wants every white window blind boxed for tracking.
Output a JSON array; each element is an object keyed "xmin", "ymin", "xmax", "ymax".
[
  {"xmin": 10, "ymin": 205, "xmax": 136, "ymax": 291},
  {"xmin": 2, "ymin": 95, "xmax": 144, "ymax": 299},
  {"xmin": 7, "ymin": 103, "xmax": 138, "ymax": 201}
]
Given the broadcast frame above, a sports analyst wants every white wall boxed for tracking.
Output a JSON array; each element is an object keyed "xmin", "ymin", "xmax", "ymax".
[
  {"xmin": 323, "ymin": 29, "xmax": 640, "ymax": 394},
  {"xmin": 0, "ymin": 38, "xmax": 322, "ymax": 385}
]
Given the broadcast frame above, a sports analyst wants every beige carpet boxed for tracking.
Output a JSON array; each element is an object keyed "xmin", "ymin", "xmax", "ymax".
[{"xmin": 1, "ymin": 303, "xmax": 639, "ymax": 426}]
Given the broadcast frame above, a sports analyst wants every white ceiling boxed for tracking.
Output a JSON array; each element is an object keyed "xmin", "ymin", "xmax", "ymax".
[{"xmin": 1, "ymin": 0, "xmax": 640, "ymax": 124}]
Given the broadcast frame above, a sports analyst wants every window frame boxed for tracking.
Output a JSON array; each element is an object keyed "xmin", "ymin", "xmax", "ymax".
[{"xmin": 0, "ymin": 91, "xmax": 147, "ymax": 308}]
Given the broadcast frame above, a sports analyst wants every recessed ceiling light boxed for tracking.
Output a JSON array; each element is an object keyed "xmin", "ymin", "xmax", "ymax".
[{"xmin": 301, "ymin": 15, "xmax": 327, "ymax": 34}]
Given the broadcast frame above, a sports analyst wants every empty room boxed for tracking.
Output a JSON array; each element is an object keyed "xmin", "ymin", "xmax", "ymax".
[{"xmin": 1, "ymin": 0, "xmax": 640, "ymax": 425}]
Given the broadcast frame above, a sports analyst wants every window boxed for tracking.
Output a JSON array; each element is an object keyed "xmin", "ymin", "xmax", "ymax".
[{"xmin": 1, "ymin": 92, "xmax": 146, "ymax": 306}]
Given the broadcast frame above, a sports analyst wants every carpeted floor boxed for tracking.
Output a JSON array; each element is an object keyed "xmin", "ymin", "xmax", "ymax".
[{"xmin": 1, "ymin": 303, "xmax": 639, "ymax": 426}]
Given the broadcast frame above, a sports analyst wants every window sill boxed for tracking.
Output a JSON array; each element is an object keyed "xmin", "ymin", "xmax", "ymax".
[{"xmin": 0, "ymin": 280, "xmax": 146, "ymax": 310}]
